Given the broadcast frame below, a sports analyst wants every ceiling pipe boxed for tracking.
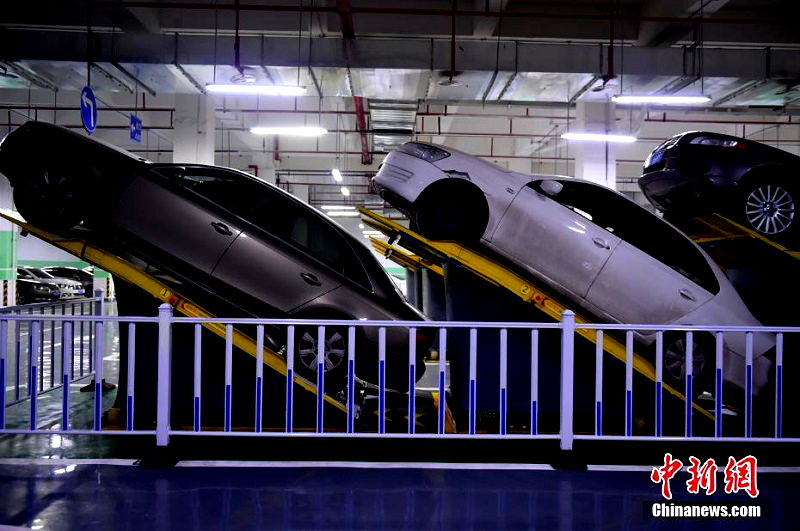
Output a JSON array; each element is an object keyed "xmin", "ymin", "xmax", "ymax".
[
  {"xmin": 89, "ymin": 2, "xmax": 777, "ymax": 25},
  {"xmin": 353, "ymin": 96, "xmax": 373, "ymax": 165}
]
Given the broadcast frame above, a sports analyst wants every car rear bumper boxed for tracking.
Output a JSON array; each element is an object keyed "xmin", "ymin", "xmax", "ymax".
[
  {"xmin": 639, "ymin": 170, "xmax": 736, "ymax": 214},
  {"xmin": 373, "ymin": 151, "xmax": 447, "ymax": 205}
]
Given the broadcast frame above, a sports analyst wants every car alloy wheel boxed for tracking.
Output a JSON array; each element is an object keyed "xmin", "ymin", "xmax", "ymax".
[
  {"xmin": 664, "ymin": 337, "xmax": 706, "ymax": 382},
  {"xmin": 745, "ymin": 183, "xmax": 795, "ymax": 235},
  {"xmin": 13, "ymin": 166, "xmax": 86, "ymax": 231},
  {"xmin": 296, "ymin": 327, "xmax": 347, "ymax": 374}
]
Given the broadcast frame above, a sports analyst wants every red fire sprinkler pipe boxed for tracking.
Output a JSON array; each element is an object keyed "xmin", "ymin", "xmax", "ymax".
[{"xmin": 353, "ymin": 96, "xmax": 373, "ymax": 165}]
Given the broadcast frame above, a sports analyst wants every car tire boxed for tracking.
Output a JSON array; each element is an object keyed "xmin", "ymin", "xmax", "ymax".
[
  {"xmin": 290, "ymin": 323, "xmax": 350, "ymax": 396},
  {"xmin": 740, "ymin": 178, "xmax": 797, "ymax": 241},
  {"xmin": 415, "ymin": 182, "xmax": 488, "ymax": 241},
  {"xmin": 12, "ymin": 164, "xmax": 87, "ymax": 232},
  {"xmin": 662, "ymin": 332, "xmax": 715, "ymax": 400}
]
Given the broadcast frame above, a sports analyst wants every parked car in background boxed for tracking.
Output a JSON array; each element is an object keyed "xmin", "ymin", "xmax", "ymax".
[
  {"xmin": 0, "ymin": 121, "xmax": 429, "ymax": 393},
  {"xmin": 17, "ymin": 266, "xmax": 85, "ymax": 299},
  {"xmin": 639, "ymin": 131, "xmax": 800, "ymax": 242},
  {"xmin": 16, "ymin": 277, "xmax": 60, "ymax": 305},
  {"xmin": 373, "ymin": 141, "xmax": 775, "ymax": 396},
  {"xmin": 43, "ymin": 266, "xmax": 93, "ymax": 297}
]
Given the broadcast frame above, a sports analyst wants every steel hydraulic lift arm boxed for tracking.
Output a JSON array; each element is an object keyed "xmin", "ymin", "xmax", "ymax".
[
  {"xmin": 359, "ymin": 207, "xmax": 715, "ymax": 421},
  {"xmin": 680, "ymin": 213, "xmax": 800, "ymax": 261},
  {"xmin": 0, "ymin": 208, "xmax": 347, "ymax": 413}
]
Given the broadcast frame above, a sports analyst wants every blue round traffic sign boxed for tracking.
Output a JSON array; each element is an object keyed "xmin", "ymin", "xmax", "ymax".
[{"xmin": 80, "ymin": 86, "xmax": 98, "ymax": 134}]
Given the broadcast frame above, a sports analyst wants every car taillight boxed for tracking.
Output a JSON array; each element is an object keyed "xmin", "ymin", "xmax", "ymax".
[
  {"xmin": 399, "ymin": 142, "xmax": 451, "ymax": 163},
  {"xmin": 415, "ymin": 328, "xmax": 435, "ymax": 350},
  {"xmin": 689, "ymin": 136, "xmax": 746, "ymax": 148}
]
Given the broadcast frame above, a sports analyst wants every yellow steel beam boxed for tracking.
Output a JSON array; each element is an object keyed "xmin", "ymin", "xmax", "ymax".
[
  {"xmin": 692, "ymin": 213, "xmax": 800, "ymax": 261},
  {"xmin": 0, "ymin": 209, "xmax": 346, "ymax": 413},
  {"xmin": 370, "ymin": 238, "xmax": 444, "ymax": 276},
  {"xmin": 359, "ymin": 207, "xmax": 714, "ymax": 420}
]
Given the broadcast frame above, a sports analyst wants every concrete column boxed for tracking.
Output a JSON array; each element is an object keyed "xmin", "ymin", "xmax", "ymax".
[
  {"xmin": 571, "ymin": 101, "xmax": 617, "ymax": 190},
  {"xmin": 0, "ymin": 177, "xmax": 16, "ymax": 306},
  {"xmin": 172, "ymin": 94, "xmax": 215, "ymax": 165},
  {"xmin": 252, "ymin": 153, "xmax": 277, "ymax": 185},
  {"xmin": 291, "ymin": 184, "xmax": 310, "ymax": 203}
]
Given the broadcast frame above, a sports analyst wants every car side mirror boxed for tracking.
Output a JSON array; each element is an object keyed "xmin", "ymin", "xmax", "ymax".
[{"xmin": 539, "ymin": 180, "xmax": 564, "ymax": 197}]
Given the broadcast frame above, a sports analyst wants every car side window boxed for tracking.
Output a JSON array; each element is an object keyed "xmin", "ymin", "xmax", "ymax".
[
  {"xmin": 530, "ymin": 181, "xmax": 720, "ymax": 294},
  {"xmin": 258, "ymin": 202, "xmax": 372, "ymax": 291},
  {"xmin": 178, "ymin": 169, "xmax": 273, "ymax": 215},
  {"xmin": 175, "ymin": 167, "xmax": 372, "ymax": 291}
]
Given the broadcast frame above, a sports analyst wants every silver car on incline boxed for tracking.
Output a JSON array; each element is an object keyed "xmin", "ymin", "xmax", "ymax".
[{"xmin": 373, "ymin": 141, "xmax": 774, "ymax": 396}]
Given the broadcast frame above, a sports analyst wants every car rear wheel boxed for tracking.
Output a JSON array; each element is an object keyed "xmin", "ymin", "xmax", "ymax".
[
  {"xmin": 289, "ymin": 324, "xmax": 349, "ymax": 396},
  {"xmin": 662, "ymin": 332, "xmax": 714, "ymax": 400},
  {"xmin": 414, "ymin": 182, "xmax": 488, "ymax": 241},
  {"xmin": 13, "ymin": 164, "xmax": 87, "ymax": 232},
  {"xmin": 741, "ymin": 180, "xmax": 796, "ymax": 240}
]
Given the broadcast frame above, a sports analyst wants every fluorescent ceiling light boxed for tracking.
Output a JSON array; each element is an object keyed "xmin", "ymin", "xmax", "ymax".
[
  {"xmin": 206, "ymin": 84, "xmax": 307, "ymax": 96},
  {"xmin": 340, "ymin": 186, "xmax": 351, "ymax": 197},
  {"xmin": 331, "ymin": 168, "xmax": 343, "ymax": 182},
  {"xmin": 362, "ymin": 230, "xmax": 383, "ymax": 235},
  {"xmin": 250, "ymin": 126, "xmax": 328, "ymax": 137},
  {"xmin": 327, "ymin": 211, "xmax": 359, "ymax": 217},
  {"xmin": 321, "ymin": 205, "xmax": 355, "ymax": 210},
  {"xmin": 364, "ymin": 233, "xmax": 387, "ymax": 239},
  {"xmin": 561, "ymin": 132, "xmax": 637, "ymax": 143},
  {"xmin": 612, "ymin": 95, "xmax": 711, "ymax": 105}
]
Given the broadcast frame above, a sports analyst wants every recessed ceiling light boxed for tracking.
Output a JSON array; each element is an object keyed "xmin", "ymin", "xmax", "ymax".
[
  {"xmin": 612, "ymin": 95, "xmax": 711, "ymax": 105},
  {"xmin": 561, "ymin": 132, "xmax": 637, "ymax": 143},
  {"xmin": 207, "ymin": 84, "xmax": 307, "ymax": 96},
  {"xmin": 250, "ymin": 126, "xmax": 328, "ymax": 136},
  {"xmin": 331, "ymin": 168, "xmax": 343, "ymax": 182},
  {"xmin": 340, "ymin": 186, "xmax": 351, "ymax": 197}
]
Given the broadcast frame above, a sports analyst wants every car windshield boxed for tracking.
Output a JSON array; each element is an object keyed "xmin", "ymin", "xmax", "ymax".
[{"xmin": 26, "ymin": 268, "xmax": 54, "ymax": 279}]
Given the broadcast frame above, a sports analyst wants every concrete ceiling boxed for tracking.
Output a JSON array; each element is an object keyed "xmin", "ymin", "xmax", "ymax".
[{"xmin": 1, "ymin": 0, "xmax": 800, "ymax": 218}]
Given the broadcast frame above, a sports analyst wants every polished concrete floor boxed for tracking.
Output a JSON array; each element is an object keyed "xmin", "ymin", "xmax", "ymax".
[{"xmin": 0, "ymin": 462, "xmax": 794, "ymax": 530}]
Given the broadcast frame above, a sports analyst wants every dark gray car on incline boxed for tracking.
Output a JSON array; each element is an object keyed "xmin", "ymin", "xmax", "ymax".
[{"xmin": 0, "ymin": 121, "xmax": 429, "ymax": 392}]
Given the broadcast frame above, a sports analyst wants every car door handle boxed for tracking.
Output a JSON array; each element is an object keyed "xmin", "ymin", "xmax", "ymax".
[
  {"xmin": 211, "ymin": 222, "xmax": 233, "ymax": 236},
  {"xmin": 592, "ymin": 237, "xmax": 610, "ymax": 250},
  {"xmin": 300, "ymin": 272, "xmax": 322, "ymax": 287},
  {"xmin": 679, "ymin": 288, "xmax": 696, "ymax": 302}
]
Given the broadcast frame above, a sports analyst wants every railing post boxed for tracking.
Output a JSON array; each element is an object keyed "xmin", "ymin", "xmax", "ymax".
[
  {"xmin": 156, "ymin": 304, "xmax": 173, "ymax": 447},
  {"xmin": 559, "ymin": 310, "xmax": 575, "ymax": 451}
]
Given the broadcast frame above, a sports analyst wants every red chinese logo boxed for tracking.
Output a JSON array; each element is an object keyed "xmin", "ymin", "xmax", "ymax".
[
  {"xmin": 686, "ymin": 456, "xmax": 718, "ymax": 495},
  {"xmin": 650, "ymin": 453, "xmax": 683, "ymax": 500},
  {"xmin": 723, "ymin": 455, "xmax": 759, "ymax": 498},
  {"xmin": 651, "ymin": 454, "xmax": 759, "ymax": 499}
]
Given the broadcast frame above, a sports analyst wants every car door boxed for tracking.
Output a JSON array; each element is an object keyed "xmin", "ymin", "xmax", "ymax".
[
  {"xmin": 209, "ymin": 177, "xmax": 345, "ymax": 313},
  {"xmin": 584, "ymin": 191, "xmax": 718, "ymax": 325},
  {"xmin": 111, "ymin": 168, "xmax": 243, "ymax": 275},
  {"xmin": 490, "ymin": 180, "xmax": 620, "ymax": 300}
]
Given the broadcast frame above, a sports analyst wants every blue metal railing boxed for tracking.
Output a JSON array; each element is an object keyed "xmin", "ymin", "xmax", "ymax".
[
  {"xmin": 0, "ymin": 303, "xmax": 796, "ymax": 451},
  {"xmin": 0, "ymin": 293, "xmax": 103, "ymax": 408}
]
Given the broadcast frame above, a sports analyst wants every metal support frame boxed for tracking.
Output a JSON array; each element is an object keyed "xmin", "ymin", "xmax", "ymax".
[{"xmin": 155, "ymin": 304, "xmax": 173, "ymax": 446}]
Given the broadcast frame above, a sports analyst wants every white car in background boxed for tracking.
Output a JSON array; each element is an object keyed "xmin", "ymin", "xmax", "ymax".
[{"xmin": 373, "ymin": 141, "xmax": 774, "ymax": 396}]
